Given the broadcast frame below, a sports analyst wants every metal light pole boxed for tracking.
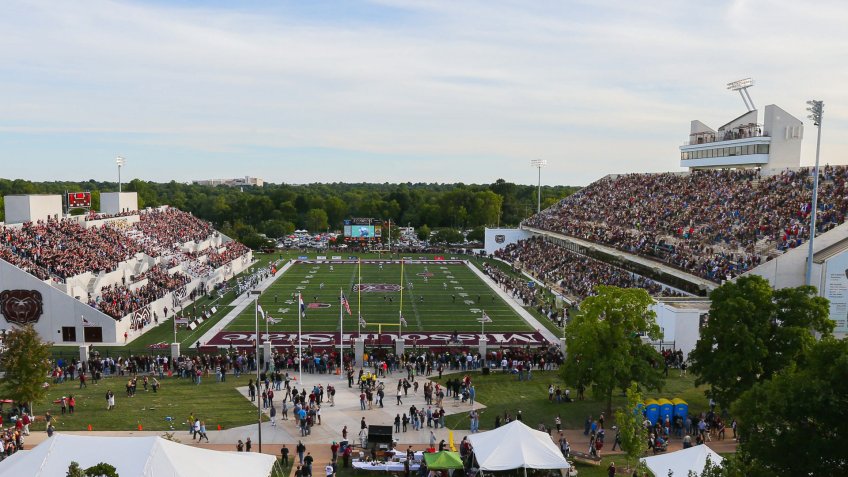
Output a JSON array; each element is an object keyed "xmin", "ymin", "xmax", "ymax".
[
  {"xmin": 249, "ymin": 289, "xmax": 263, "ymax": 452},
  {"xmin": 805, "ymin": 100, "xmax": 824, "ymax": 287},
  {"xmin": 116, "ymin": 156, "xmax": 126, "ymax": 193},
  {"xmin": 530, "ymin": 159, "xmax": 547, "ymax": 214}
]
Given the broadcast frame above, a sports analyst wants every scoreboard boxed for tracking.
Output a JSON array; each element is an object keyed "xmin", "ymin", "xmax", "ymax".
[
  {"xmin": 343, "ymin": 218, "xmax": 382, "ymax": 241},
  {"xmin": 67, "ymin": 192, "xmax": 92, "ymax": 208}
]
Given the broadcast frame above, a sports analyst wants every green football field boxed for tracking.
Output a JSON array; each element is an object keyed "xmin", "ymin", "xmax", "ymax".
[{"xmin": 224, "ymin": 261, "xmax": 532, "ymax": 333}]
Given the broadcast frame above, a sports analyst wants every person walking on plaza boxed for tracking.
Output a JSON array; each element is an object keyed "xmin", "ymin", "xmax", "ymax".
[{"xmin": 297, "ymin": 441, "xmax": 306, "ymax": 464}]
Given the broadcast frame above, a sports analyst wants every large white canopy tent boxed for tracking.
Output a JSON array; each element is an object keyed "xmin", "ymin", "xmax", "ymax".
[
  {"xmin": 466, "ymin": 420, "xmax": 570, "ymax": 472},
  {"xmin": 641, "ymin": 445, "xmax": 724, "ymax": 477},
  {"xmin": 0, "ymin": 434, "xmax": 279, "ymax": 477}
]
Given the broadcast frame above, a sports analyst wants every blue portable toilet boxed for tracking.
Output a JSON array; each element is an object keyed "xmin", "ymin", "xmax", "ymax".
[
  {"xmin": 658, "ymin": 399, "xmax": 674, "ymax": 424},
  {"xmin": 644, "ymin": 399, "xmax": 660, "ymax": 425},
  {"xmin": 672, "ymin": 398, "xmax": 688, "ymax": 420}
]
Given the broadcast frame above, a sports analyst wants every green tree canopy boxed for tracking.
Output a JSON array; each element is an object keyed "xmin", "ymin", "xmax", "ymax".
[
  {"xmin": 689, "ymin": 275, "xmax": 832, "ymax": 408},
  {"xmin": 615, "ymin": 382, "xmax": 651, "ymax": 470},
  {"xmin": 0, "ymin": 325, "xmax": 53, "ymax": 407},
  {"xmin": 561, "ymin": 286, "xmax": 664, "ymax": 415},
  {"xmin": 727, "ymin": 337, "xmax": 848, "ymax": 477}
]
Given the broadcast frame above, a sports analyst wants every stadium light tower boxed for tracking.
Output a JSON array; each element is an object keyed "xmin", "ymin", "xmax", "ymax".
[
  {"xmin": 805, "ymin": 100, "xmax": 824, "ymax": 287},
  {"xmin": 116, "ymin": 156, "xmax": 126, "ymax": 193},
  {"xmin": 530, "ymin": 159, "xmax": 547, "ymax": 214},
  {"xmin": 727, "ymin": 78, "xmax": 756, "ymax": 112}
]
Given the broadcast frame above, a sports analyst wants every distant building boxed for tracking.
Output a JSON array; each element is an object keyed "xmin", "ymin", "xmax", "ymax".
[{"xmin": 193, "ymin": 176, "xmax": 264, "ymax": 187}]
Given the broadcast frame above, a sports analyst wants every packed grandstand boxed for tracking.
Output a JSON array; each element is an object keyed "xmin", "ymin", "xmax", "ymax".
[
  {"xmin": 0, "ymin": 206, "xmax": 249, "ymax": 320},
  {"xmin": 522, "ymin": 166, "xmax": 848, "ymax": 284}
]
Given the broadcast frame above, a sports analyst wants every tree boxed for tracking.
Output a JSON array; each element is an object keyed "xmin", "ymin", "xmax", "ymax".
[
  {"xmin": 84, "ymin": 462, "xmax": 120, "ymax": 477},
  {"xmin": 466, "ymin": 226, "xmax": 485, "ymax": 242},
  {"xmin": 1, "ymin": 325, "xmax": 52, "ymax": 409},
  {"xmin": 304, "ymin": 208, "xmax": 329, "ymax": 232},
  {"xmin": 724, "ymin": 337, "xmax": 848, "ymax": 477},
  {"xmin": 689, "ymin": 275, "xmax": 832, "ymax": 408},
  {"xmin": 615, "ymin": 382, "xmax": 650, "ymax": 471},
  {"xmin": 560, "ymin": 286, "xmax": 664, "ymax": 415},
  {"xmin": 432, "ymin": 228, "xmax": 463, "ymax": 244},
  {"xmin": 67, "ymin": 461, "xmax": 120, "ymax": 477},
  {"xmin": 417, "ymin": 224, "xmax": 431, "ymax": 241}
]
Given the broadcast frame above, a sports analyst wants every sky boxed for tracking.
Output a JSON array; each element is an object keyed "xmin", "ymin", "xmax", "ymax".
[{"xmin": 0, "ymin": 0, "xmax": 846, "ymax": 186}]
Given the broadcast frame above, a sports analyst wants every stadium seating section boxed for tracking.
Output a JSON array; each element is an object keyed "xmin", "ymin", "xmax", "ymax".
[
  {"xmin": 0, "ymin": 207, "xmax": 249, "ymax": 319},
  {"xmin": 496, "ymin": 236, "xmax": 683, "ymax": 300},
  {"xmin": 525, "ymin": 166, "xmax": 848, "ymax": 283}
]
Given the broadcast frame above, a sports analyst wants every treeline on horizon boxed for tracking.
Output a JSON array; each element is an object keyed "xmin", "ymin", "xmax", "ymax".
[{"xmin": 0, "ymin": 178, "xmax": 578, "ymax": 247}]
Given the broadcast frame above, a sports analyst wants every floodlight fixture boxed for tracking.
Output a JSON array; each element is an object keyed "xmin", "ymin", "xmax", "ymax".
[
  {"xmin": 727, "ymin": 78, "xmax": 756, "ymax": 112},
  {"xmin": 116, "ymin": 156, "xmax": 126, "ymax": 193},
  {"xmin": 805, "ymin": 100, "xmax": 825, "ymax": 287},
  {"xmin": 530, "ymin": 159, "xmax": 548, "ymax": 215}
]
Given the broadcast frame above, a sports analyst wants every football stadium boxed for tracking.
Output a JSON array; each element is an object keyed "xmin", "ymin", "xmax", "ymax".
[{"xmin": 0, "ymin": 3, "xmax": 845, "ymax": 476}]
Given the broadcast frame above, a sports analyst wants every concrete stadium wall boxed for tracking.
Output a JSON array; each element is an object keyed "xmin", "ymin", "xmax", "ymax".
[
  {"xmin": 4, "ymin": 194, "xmax": 62, "ymax": 224},
  {"xmin": 484, "ymin": 228, "xmax": 532, "ymax": 255},
  {"xmin": 0, "ymin": 258, "xmax": 119, "ymax": 343},
  {"xmin": 100, "ymin": 192, "xmax": 138, "ymax": 215},
  {"xmin": 651, "ymin": 301, "xmax": 707, "ymax": 356}
]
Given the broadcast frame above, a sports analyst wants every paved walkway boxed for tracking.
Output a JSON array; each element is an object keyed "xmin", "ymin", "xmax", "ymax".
[{"xmin": 193, "ymin": 260, "xmax": 294, "ymax": 347}]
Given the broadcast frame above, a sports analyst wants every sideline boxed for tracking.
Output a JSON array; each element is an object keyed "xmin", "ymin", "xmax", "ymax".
[
  {"xmin": 465, "ymin": 261, "xmax": 559, "ymax": 343},
  {"xmin": 192, "ymin": 260, "xmax": 295, "ymax": 347}
]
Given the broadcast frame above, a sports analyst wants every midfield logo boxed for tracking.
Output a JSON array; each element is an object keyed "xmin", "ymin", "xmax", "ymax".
[{"xmin": 353, "ymin": 284, "xmax": 402, "ymax": 293}]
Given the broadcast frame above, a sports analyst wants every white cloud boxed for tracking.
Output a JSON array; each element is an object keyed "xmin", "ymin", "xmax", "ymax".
[{"xmin": 0, "ymin": 0, "xmax": 846, "ymax": 185}]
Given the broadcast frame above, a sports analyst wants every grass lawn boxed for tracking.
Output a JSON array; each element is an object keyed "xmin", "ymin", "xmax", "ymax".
[
  {"xmin": 435, "ymin": 371, "xmax": 710, "ymax": 431},
  {"xmin": 18, "ymin": 373, "xmax": 264, "ymax": 431},
  {"xmin": 226, "ymin": 261, "xmax": 532, "ymax": 333}
]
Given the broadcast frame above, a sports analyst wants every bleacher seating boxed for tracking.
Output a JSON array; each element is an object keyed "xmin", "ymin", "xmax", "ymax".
[
  {"xmin": 524, "ymin": 166, "xmax": 848, "ymax": 282},
  {"xmin": 0, "ymin": 206, "xmax": 250, "ymax": 319},
  {"xmin": 496, "ymin": 237, "xmax": 683, "ymax": 300}
]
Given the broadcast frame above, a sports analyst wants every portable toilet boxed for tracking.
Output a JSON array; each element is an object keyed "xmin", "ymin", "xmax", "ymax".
[
  {"xmin": 644, "ymin": 399, "xmax": 660, "ymax": 425},
  {"xmin": 672, "ymin": 398, "xmax": 688, "ymax": 420},
  {"xmin": 658, "ymin": 399, "xmax": 674, "ymax": 425}
]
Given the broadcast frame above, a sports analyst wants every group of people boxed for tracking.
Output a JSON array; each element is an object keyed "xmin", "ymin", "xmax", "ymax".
[
  {"xmin": 0, "ymin": 217, "xmax": 136, "ymax": 279},
  {"xmin": 525, "ymin": 166, "xmax": 848, "ymax": 283},
  {"xmin": 496, "ymin": 237, "xmax": 685, "ymax": 301},
  {"xmin": 94, "ymin": 265, "xmax": 190, "ymax": 319}
]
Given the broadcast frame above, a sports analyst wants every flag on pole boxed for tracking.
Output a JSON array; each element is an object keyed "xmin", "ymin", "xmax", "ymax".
[
  {"xmin": 298, "ymin": 294, "xmax": 306, "ymax": 314},
  {"xmin": 478, "ymin": 311, "xmax": 493, "ymax": 323},
  {"xmin": 341, "ymin": 294, "xmax": 352, "ymax": 316},
  {"xmin": 399, "ymin": 315, "xmax": 408, "ymax": 326},
  {"xmin": 258, "ymin": 305, "xmax": 266, "ymax": 320},
  {"xmin": 359, "ymin": 316, "xmax": 367, "ymax": 328},
  {"xmin": 82, "ymin": 317, "xmax": 95, "ymax": 327}
]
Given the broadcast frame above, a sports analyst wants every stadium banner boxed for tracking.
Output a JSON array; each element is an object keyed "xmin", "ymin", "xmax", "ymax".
[
  {"xmin": 331, "ymin": 256, "xmax": 342, "ymax": 260},
  {"xmin": 205, "ymin": 331, "xmax": 548, "ymax": 347},
  {"xmin": 316, "ymin": 255, "xmax": 327, "ymax": 260},
  {"xmin": 295, "ymin": 259, "xmax": 466, "ymax": 266},
  {"xmin": 823, "ymin": 251, "xmax": 848, "ymax": 333}
]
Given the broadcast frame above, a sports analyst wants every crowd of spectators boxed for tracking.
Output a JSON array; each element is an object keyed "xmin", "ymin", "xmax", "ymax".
[
  {"xmin": 94, "ymin": 266, "xmax": 190, "ymax": 319},
  {"xmin": 0, "ymin": 218, "xmax": 135, "ymax": 279},
  {"xmin": 132, "ymin": 208, "xmax": 216, "ymax": 258},
  {"xmin": 524, "ymin": 166, "xmax": 848, "ymax": 282},
  {"xmin": 496, "ymin": 237, "xmax": 684, "ymax": 300},
  {"xmin": 0, "ymin": 207, "xmax": 249, "ymax": 289},
  {"xmin": 206, "ymin": 242, "xmax": 250, "ymax": 269}
]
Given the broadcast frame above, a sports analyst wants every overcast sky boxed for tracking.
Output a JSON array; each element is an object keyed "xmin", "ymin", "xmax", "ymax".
[{"xmin": 0, "ymin": 0, "xmax": 846, "ymax": 186}]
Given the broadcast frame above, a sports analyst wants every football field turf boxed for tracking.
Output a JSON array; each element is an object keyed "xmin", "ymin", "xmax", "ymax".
[{"xmin": 224, "ymin": 261, "xmax": 532, "ymax": 333}]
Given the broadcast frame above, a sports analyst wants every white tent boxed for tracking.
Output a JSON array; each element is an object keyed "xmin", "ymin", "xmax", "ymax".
[
  {"xmin": 466, "ymin": 420, "xmax": 570, "ymax": 471},
  {"xmin": 0, "ymin": 434, "xmax": 278, "ymax": 477},
  {"xmin": 641, "ymin": 444, "xmax": 724, "ymax": 477}
]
